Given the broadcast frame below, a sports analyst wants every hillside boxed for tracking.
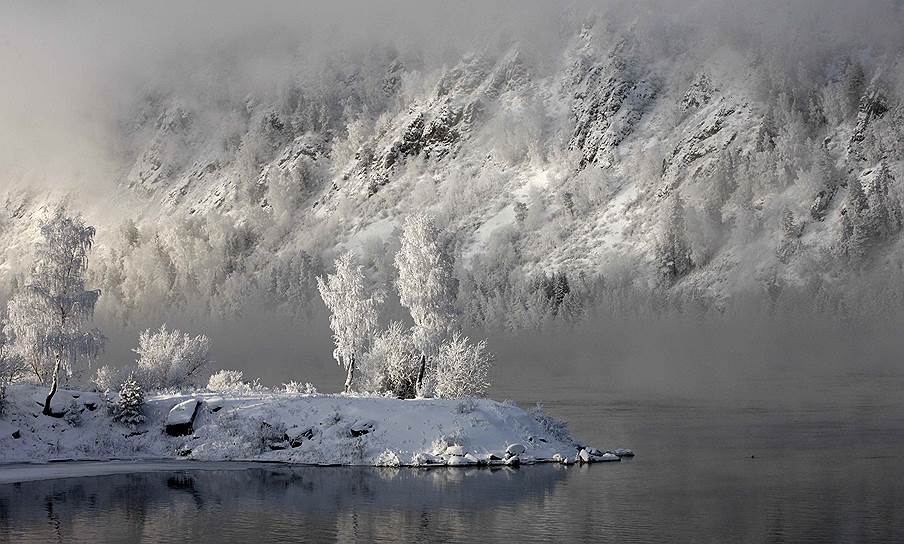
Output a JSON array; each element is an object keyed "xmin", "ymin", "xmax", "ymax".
[{"xmin": 2, "ymin": 7, "xmax": 904, "ymax": 327}]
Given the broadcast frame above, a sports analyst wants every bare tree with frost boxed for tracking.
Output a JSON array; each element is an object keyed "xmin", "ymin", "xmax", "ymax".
[
  {"xmin": 433, "ymin": 332, "xmax": 492, "ymax": 399},
  {"xmin": 317, "ymin": 252, "xmax": 383, "ymax": 393},
  {"xmin": 394, "ymin": 213, "xmax": 457, "ymax": 396},
  {"xmin": 6, "ymin": 209, "xmax": 105, "ymax": 416},
  {"xmin": 133, "ymin": 324, "xmax": 211, "ymax": 391}
]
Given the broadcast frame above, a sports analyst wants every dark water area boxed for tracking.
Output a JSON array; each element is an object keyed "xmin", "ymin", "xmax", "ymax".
[{"xmin": 2, "ymin": 370, "xmax": 903, "ymax": 543}]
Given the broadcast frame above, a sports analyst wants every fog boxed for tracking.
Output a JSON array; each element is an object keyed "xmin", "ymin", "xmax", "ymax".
[
  {"xmin": 3, "ymin": 0, "xmax": 903, "ymax": 193},
  {"xmin": 3, "ymin": 0, "xmax": 904, "ymax": 396}
]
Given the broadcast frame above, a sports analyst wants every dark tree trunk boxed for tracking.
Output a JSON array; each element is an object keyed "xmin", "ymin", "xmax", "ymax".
[
  {"xmin": 415, "ymin": 354, "xmax": 426, "ymax": 397},
  {"xmin": 42, "ymin": 358, "xmax": 62, "ymax": 416}
]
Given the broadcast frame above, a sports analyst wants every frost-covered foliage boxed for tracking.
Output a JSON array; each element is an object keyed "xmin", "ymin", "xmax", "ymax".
[
  {"xmin": 92, "ymin": 364, "xmax": 121, "ymax": 393},
  {"xmin": 838, "ymin": 163, "xmax": 903, "ymax": 263},
  {"xmin": 133, "ymin": 324, "xmax": 211, "ymax": 391},
  {"xmin": 0, "ymin": 321, "xmax": 25, "ymax": 414},
  {"xmin": 395, "ymin": 214, "xmax": 458, "ymax": 357},
  {"xmin": 282, "ymin": 381, "xmax": 318, "ymax": 395},
  {"xmin": 206, "ymin": 369, "xmax": 246, "ymax": 392},
  {"xmin": 113, "ymin": 375, "xmax": 145, "ymax": 427},
  {"xmin": 6, "ymin": 3, "xmax": 904, "ymax": 348},
  {"xmin": 64, "ymin": 398, "xmax": 83, "ymax": 427},
  {"xmin": 6, "ymin": 208, "xmax": 105, "ymax": 415},
  {"xmin": 529, "ymin": 403, "xmax": 572, "ymax": 445},
  {"xmin": 362, "ymin": 321, "xmax": 421, "ymax": 399},
  {"xmin": 317, "ymin": 252, "xmax": 383, "ymax": 392},
  {"xmin": 656, "ymin": 194, "xmax": 694, "ymax": 284},
  {"xmin": 432, "ymin": 332, "xmax": 492, "ymax": 399}
]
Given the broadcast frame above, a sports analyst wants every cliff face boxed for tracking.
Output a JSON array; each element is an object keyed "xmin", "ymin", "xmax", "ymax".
[{"xmin": 2, "ymin": 19, "xmax": 904, "ymax": 321}]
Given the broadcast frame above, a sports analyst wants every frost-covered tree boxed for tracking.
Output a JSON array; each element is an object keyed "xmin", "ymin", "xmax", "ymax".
[
  {"xmin": 0, "ymin": 320, "xmax": 25, "ymax": 414},
  {"xmin": 133, "ymin": 324, "xmax": 211, "ymax": 391},
  {"xmin": 113, "ymin": 375, "xmax": 145, "ymax": 427},
  {"xmin": 6, "ymin": 209, "xmax": 105, "ymax": 415},
  {"xmin": 394, "ymin": 213, "xmax": 457, "ymax": 395},
  {"xmin": 362, "ymin": 321, "xmax": 421, "ymax": 398},
  {"xmin": 432, "ymin": 332, "xmax": 492, "ymax": 399},
  {"xmin": 655, "ymin": 194, "xmax": 694, "ymax": 283},
  {"xmin": 839, "ymin": 163, "xmax": 902, "ymax": 263},
  {"xmin": 317, "ymin": 252, "xmax": 383, "ymax": 393}
]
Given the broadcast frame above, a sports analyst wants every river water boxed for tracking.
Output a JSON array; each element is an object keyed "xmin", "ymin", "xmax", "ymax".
[{"xmin": 1, "ymin": 369, "xmax": 903, "ymax": 543}]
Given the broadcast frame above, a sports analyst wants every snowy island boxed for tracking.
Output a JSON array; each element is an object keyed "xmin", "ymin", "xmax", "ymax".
[
  {"xmin": 0, "ymin": 209, "xmax": 634, "ymax": 471},
  {"xmin": 0, "ymin": 384, "xmax": 632, "ymax": 468}
]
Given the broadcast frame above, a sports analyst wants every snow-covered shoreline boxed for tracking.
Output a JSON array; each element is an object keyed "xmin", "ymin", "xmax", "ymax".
[{"xmin": 0, "ymin": 385, "xmax": 632, "ymax": 469}]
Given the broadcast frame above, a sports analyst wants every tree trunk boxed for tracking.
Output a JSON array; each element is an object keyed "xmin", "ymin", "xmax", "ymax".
[
  {"xmin": 42, "ymin": 358, "xmax": 62, "ymax": 416},
  {"xmin": 415, "ymin": 354, "xmax": 426, "ymax": 397},
  {"xmin": 344, "ymin": 355, "xmax": 355, "ymax": 393}
]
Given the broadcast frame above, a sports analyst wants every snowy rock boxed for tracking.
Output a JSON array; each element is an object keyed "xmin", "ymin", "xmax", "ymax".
[
  {"xmin": 204, "ymin": 397, "xmax": 225, "ymax": 413},
  {"xmin": 445, "ymin": 445, "xmax": 467, "ymax": 457},
  {"xmin": 285, "ymin": 426, "xmax": 313, "ymax": 448},
  {"xmin": 447, "ymin": 454, "xmax": 478, "ymax": 466},
  {"xmin": 587, "ymin": 447, "xmax": 604, "ymax": 456},
  {"xmin": 268, "ymin": 441, "xmax": 290, "ymax": 451},
  {"xmin": 503, "ymin": 455, "xmax": 520, "ymax": 466},
  {"xmin": 0, "ymin": 421, "xmax": 19, "ymax": 440},
  {"xmin": 560, "ymin": 455, "xmax": 576, "ymax": 465},
  {"xmin": 165, "ymin": 399, "xmax": 200, "ymax": 436},
  {"xmin": 579, "ymin": 449, "xmax": 591, "ymax": 463},
  {"xmin": 595, "ymin": 452, "xmax": 621, "ymax": 462},
  {"xmin": 505, "ymin": 443, "xmax": 525, "ymax": 455},
  {"xmin": 412, "ymin": 452, "xmax": 444, "ymax": 466},
  {"xmin": 611, "ymin": 448, "xmax": 635, "ymax": 458},
  {"xmin": 464, "ymin": 453, "xmax": 480, "ymax": 464},
  {"xmin": 375, "ymin": 449, "xmax": 401, "ymax": 467},
  {"xmin": 349, "ymin": 419, "xmax": 375, "ymax": 437}
]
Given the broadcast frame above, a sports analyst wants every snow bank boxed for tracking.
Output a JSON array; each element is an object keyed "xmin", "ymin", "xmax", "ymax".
[{"xmin": 0, "ymin": 385, "xmax": 633, "ymax": 467}]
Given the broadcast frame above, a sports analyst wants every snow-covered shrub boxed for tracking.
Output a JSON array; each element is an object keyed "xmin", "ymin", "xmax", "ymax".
[
  {"xmin": 134, "ymin": 324, "xmax": 211, "ymax": 391},
  {"xmin": 455, "ymin": 397, "xmax": 478, "ymax": 414},
  {"xmin": 93, "ymin": 364, "xmax": 122, "ymax": 393},
  {"xmin": 113, "ymin": 376, "xmax": 146, "ymax": 428},
  {"xmin": 207, "ymin": 370, "xmax": 246, "ymax": 392},
  {"xmin": 529, "ymin": 403, "xmax": 572, "ymax": 444},
  {"xmin": 256, "ymin": 419, "xmax": 288, "ymax": 452},
  {"xmin": 361, "ymin": 322, "xmax": 421, "ymax": 398},
  {"xmin": 432, "ymin": 332, "xmax": 492, "ymax": 399},
  {"xmin": 282, "ymin": 381, "xmax": 317, "ymax": 395},
  {"xmin": 64, "ymin": 398, "xmax": 83, "ymax": 427}
]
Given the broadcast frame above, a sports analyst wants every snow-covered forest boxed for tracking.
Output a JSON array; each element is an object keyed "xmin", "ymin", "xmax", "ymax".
[{"xmin": 2, "ymin": 0, "xmax": 904, "ymax": 384}]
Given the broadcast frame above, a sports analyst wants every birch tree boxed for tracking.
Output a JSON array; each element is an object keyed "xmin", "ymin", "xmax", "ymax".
[
  {"xmin": 317, "ymin": 252, "xmax": 383, "ymax": 393},
  {"xmin": 394, "ymin": 213, "xmax": 457, "ymax": 396},
  {"xmin": 7, "ymin": 209, "xmax": 105, "ymax": 415}
]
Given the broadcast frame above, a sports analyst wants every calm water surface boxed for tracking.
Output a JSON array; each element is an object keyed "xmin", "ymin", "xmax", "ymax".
[{"xmin": 1, "ymin": 370, "xmax": 903, "ymax": 543}]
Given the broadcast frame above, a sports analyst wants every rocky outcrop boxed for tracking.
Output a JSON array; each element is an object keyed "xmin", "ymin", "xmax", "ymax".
[
  {"xmin": 341, "ymin": 50, "xmax": 529, "ymax": 194},
  {"xmin": 568, "ymin": 35, "xmax": 658, "ymax": 168},
  {"xmin": 848, "ymin": 77, "xmax": 890, "ymax": 163}
]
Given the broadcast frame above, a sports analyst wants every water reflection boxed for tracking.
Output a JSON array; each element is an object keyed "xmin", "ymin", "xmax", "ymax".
[{"xmin": 0, "ymin": 464, "xmax": 574, "ymax": 543}]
